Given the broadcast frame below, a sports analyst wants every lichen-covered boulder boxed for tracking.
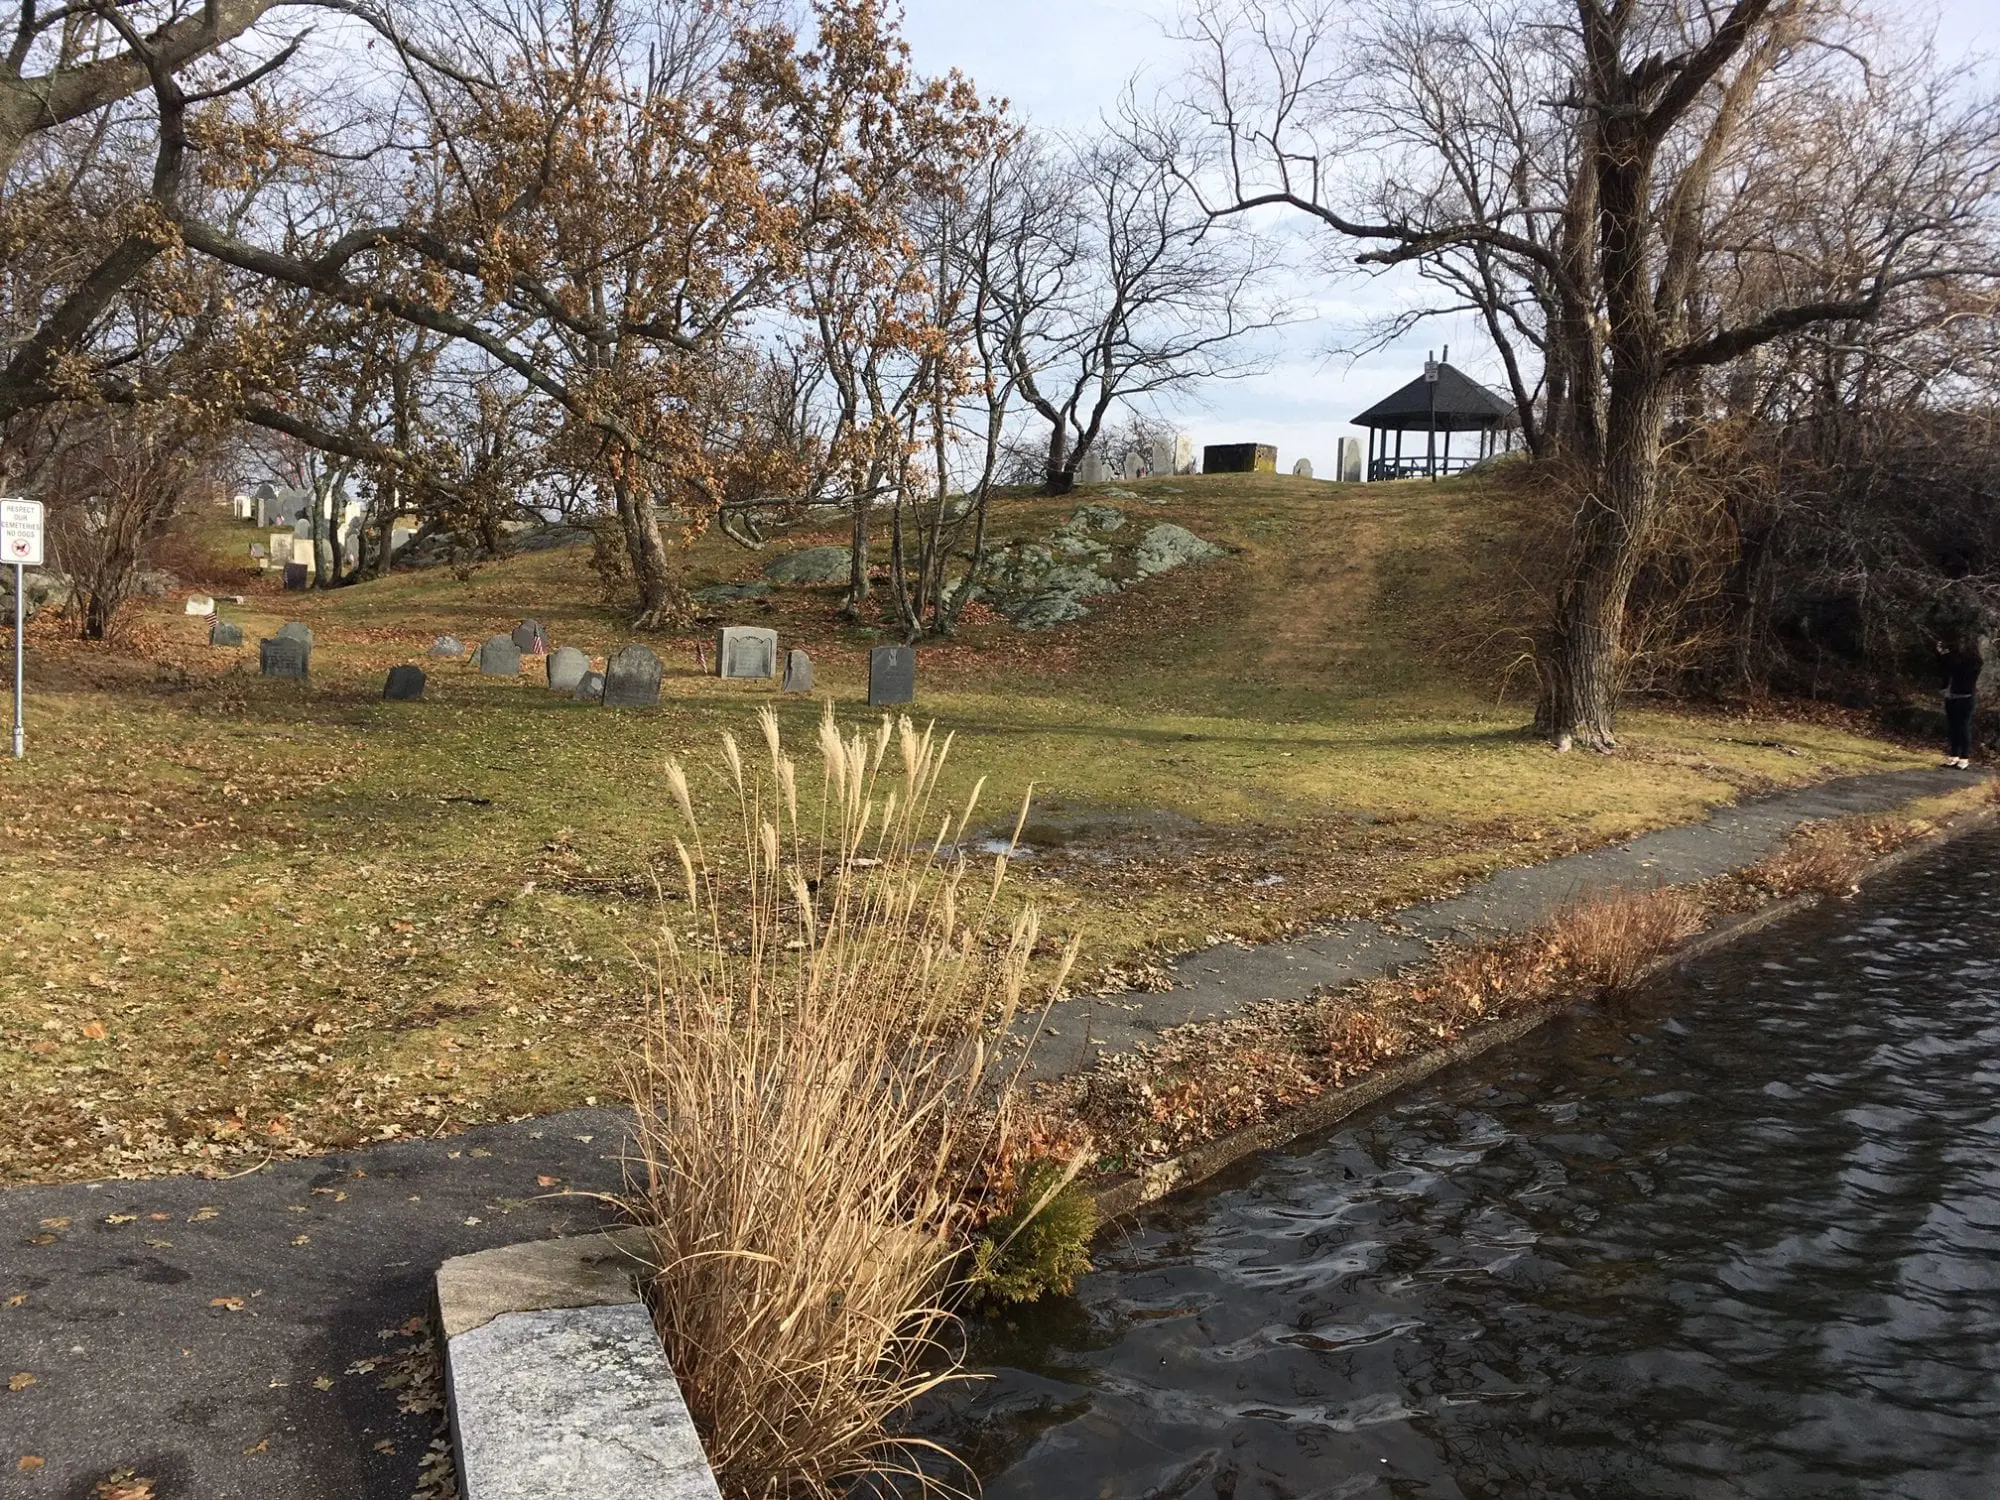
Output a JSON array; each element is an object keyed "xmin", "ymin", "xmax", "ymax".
[
  {"xmin": 762, "ymin": 545, "xmax": 852, "ymax": 585},
  {"xmin": 1134, "ymin": 523, "xmax": 1226, "ymax": 577},
  {"xmin": 1063, "ymin": 503, "xmax": 1127, "ymax": 535},
  {"xmin": 693, "ymin": 581, "xmax": 774, "ymax": 607}
]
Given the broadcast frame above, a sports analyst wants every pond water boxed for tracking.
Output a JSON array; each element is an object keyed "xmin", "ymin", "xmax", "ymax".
[{"xmin": 939, "ymin": 828, "xmax": 2000, "ymax": 1499}]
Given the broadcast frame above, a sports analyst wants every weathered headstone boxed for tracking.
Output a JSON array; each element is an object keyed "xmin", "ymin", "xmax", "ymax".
[
  {"xmin": 867, "ymin": 645, "xmax": 914, "ymax": 706},
  {"xmin": 184, "ymin": 594, "xmax": 215, "ymax": 616},
  {"xmin": 1292, "ymin": 457, "xmax": 1314, "ymax": 479},
  {"xmin": 715, "ymin": 626, "xmax": 778, "ymax": 680},
  {"xmin": 1076, "ymin": 451, "xmax": 1110, "ymax": 485},
  {"xmin": 383, "ymin": 665, "xmax": 426, "ymax": 701},
  {"xmin": 282, "ymin": 562, "xmax": 308, "ymax": 591},
  {"xmin": 1203, "ymin": 442, "xmax": 1278, "ymax": 474},
  {"xmin": 510, "ymin": 619, "xmax": 548, "ymax": 654},
  {"xmin": 1337, "ymin": 436, "xmax": 1363, "ymax": 483},
  {"xmin": 545, "ymin": 646, "xmax": 590, "ymax": 693},
  {"xmin": 477, "ymin": 635, "xmax": 522, "ymax": 676},
  {"xmin": 572, "ymin": 670, "xmax": 605, "ymax": 703},
  {"xmin": 781, "ymin": 649, "xmax": 814, "ymax": 694},
  {"xmin": 603, "ymin": 645, "xmax": 663, "ymax": 708},
  {"xmin": 429, "ymin": 635, "xmax": 466, "ymax": 658},
  {"xmin": 259, "ymin": 636, "xmax": 309, "ymax": 678},
  {"xmin": 248, "ymin": 543, "xmax": 267, "ymax": 560},
  {"xmin": 209, "ymin": 619, "xmax": 243, "ymax": 647},
  {"xmin": 275, "ymin": 621, "xmax": 313, "ymax": 649}
]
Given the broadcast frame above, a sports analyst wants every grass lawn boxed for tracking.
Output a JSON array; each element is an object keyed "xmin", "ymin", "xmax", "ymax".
[{"xmin": 0, "ymin": 470, "xmax": 1926, "ymax": 1184}]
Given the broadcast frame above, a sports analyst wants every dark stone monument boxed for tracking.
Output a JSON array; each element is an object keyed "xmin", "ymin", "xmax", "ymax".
[
  {"xmin": 510, "ymin": 619, "xmax": 548, "ymax": 654},
  {"xmin": 1201, "ymin": 442, "xmax": 1278, "ymax": 475},
  {"xmin": 545, "ymin": 646, "xmax": 590, "ymax": 693},
  {"xmin": 476, "ymin": 635, "xmax": 522, "ymax": 676},
  {"xmin": 276, "ymin": 621, "xmax": 314, "ymax": 649},
  {"xmin": 259, "ymin": 636, "xmax": 309, "ymax": 678},
  {"xmin": 209, "ymin": 619, "xmax": 244, "ymax": 648},
  {"xmin": 383, "ymin": 665, "xmax": 426, "ymax": 701},
  {"xmin": 428, "ymin": 635, "xmax": 465, "ymax": 658},
  {"xmin": 715, "ymin": 626, "xmax": 778, "ymax": 680},
  {"xmin": 782, "ymin": 649, "xmax": 813, "ymax": 694},
  {"xmin": 282, "ymin": 562, "xmax": 309, "ymax": 590},
  {"xmin": 573, "ymin": 670, "xmax": 605, "ymax": 703},
  {"xmin": 603, "ymin": 645, "xmax": 663, "ymax": 707},
  {"xmin": 867, "ymin": 645, "xmax": 914, "ymax": 706}
]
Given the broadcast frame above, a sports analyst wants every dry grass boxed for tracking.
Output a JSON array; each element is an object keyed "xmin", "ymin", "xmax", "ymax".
[
  {"xmin": 622, "ymin": 705, "xmax": 1080, "ymax": 1500},
  {"xmin": 1747, "ymin": 814, "xmax": 1923, "ymax": 900},
  {"xmin": 1053, "ymin": 884, "xmax": 1707, "ymax": 1170}
]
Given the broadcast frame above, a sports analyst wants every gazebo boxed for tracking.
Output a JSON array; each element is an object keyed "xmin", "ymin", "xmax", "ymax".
[{"xmin": 1352, "ymin": 352, "xmax": 1516, "ymax": 481}]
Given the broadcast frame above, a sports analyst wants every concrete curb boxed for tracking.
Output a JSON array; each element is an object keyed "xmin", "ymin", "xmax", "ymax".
[
  {"xmin": 437, "ymin": 1227, "xmax": 724, "ymax": 1500},
  {"xmin": 1089, "ymin": 798, "xmax": 1997, "ymax": 1223}
]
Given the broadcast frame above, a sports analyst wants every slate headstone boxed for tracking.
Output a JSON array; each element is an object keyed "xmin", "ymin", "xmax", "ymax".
[
  {"xmin": 715, "ymin": 626, "xmax": 778, "ymax": 681},
  {"xmin": 477, "ymin": 635, "xmax": 522, "ymax": 676},
  {"xmin": 782, "ymin": 649, "xmax": 813, "ymax": 694},
  {"xmin": 209, "ymin": 619, "xmax": 244, "ymax": 648},
  {"xmin": 282, "ymin": 562, "xmax": 308, "ymax": 591},
  {"xmin": 603, "ymin": 645, "xmax": 663, "ymax": 708},
  {"xmin": 249, "ymin": 543, "xmax": 267, "ymax": 560},
  {"xmin": 573, "ymin": 670, "xmax": 606, "ymax": 703},
  {"xmin": 867, "ymin": 645, "xmax": 915, "ymax": 706},
  {"xmin": 276, "ymin": 621, "xmax": 313, "ymax": 649},
  {"xmin": 546, "ymin": 646, "xmax": 590, "ymax": 693},
  {"xmin": 429, "ymin": 635, "xmax": 466, "ymax": 658},
  {"xmin": 259, "ymin": 636, "xmax": 309, "ymax": 678},
  {"xmin": 383, "ymin": 665, "xmax": 426, "ymax": 701},
  {"xmin": 510, "ymin": 619, "xmax": 548, "ymax": 654}
]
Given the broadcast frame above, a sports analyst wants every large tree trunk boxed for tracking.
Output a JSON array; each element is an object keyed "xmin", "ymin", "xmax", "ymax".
[
  {"xmin": 1537, "ymin": 375, "xmax": 1669, "ymax": 750},
  {"xmin": 1042, "ymin": 418, "xmax": 1071, "ymax": 493},
  {"xmin": 612, "ymin": 468, "xmax": 683, "ymax": 629}
]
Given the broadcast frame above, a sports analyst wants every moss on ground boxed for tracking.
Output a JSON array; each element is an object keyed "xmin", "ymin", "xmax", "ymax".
[{"xmin": 0, "ymin": 471, "xmax": 1926, "ymax": 1183}]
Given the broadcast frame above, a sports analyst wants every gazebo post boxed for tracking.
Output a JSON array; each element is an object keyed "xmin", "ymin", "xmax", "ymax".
[
  {"xmin": 1442, "ymin": 427, "xmax": 1452, "ymax": 477},
  {"xmin": 1394, "ymin": 428, "xmax": 1403, "ymax": 474}
]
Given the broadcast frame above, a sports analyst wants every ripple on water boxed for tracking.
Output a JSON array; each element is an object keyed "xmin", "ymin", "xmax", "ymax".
[{"xmin": 927, "ymin": 829, "xmax": 2000, "ymax": 1499}]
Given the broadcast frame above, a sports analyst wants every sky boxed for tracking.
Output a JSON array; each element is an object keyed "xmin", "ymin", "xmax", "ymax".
[{"xmin": 899, "ymin": 0, "xmax": 2000, "ymax": 476}]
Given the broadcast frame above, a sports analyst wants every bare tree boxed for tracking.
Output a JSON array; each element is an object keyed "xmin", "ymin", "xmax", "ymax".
[{"xmin": 1161, "ymin": 0, "xmax": 2000, "ymax": 748}]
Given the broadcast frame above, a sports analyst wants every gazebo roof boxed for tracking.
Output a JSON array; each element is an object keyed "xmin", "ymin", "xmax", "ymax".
[{"xmin": 1352, "ymin": 363, "xmax": 1515, "ymax": 431}]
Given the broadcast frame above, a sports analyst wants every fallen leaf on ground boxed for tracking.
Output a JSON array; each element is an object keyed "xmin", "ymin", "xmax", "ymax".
[
  {"xmin": 7, "ymin": 1372, "xmax": 34, "ymax": 1391},
  {"xmin": 312, "ymin": 1375, "xmax": 333, "ymax": 1391},
  {"xmin": 38, "ymin": 1217, "xmax": 69, "ymax": 1231},
  {"xmin": 81, "ymin": 1022, "xmax": 108, "ymax": 1040},
  {"xmin": 92, "ymin": 1468, "xmax": 157, "ymax": 1500},
  {"xmin": 104, "ymin": 1214, "xmax": 136, "ymax": 1225},
  {"xmin": 243, "ymin": 1438, "xmax": 268, "ymax": 1454},
  {"xmin": 535, "ymin": 1175, "xmax": 560, "ymax": 1187},
  {"xmin": 209, "ymin": 1296, "xmax": 245, "ymax": 1312},
  {"xmin": 17, "ymin": 1456, "xmax": 44, "ymax": 1471}
]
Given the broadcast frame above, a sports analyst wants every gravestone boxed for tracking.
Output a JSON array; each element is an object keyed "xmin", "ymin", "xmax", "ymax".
[
  {"xmin": 1076, "ymin": 451, "xmax": 1110, "ymax": 484},
  {"xmin": 477, "ymin": 635, "xmax": 522, "ymax": 676},
  {"xmin": 184, "ymin": 594, "xmax": 215, "ymax": 616},
  {"xmin": 781, "ymin": 649, "xmax": 813, "ymax": 694},
  {"xmin": 259, "ymin": 636, "xmax": 309, "ymax": 678},
  {"xmin": 510, "ymin": 619, "xmax": 548, "ymax": 654},
  {"xmin": 276, "ymin": 621, "xmax": 313, "ymax": 649},
  {"xmin": 429, "ymin": 635, "xmax": 465, "ymax": 657},
  {"xmin": 282, "ymin": 562, "xmax": 308, "ymax": 591},
  {"xmin": 1337, "ymin": 436, "xmax": 1363, "ymax": 483},
  {"xmin": 209, "ymin": 619, "xmax": 243, "ymax": 647},
  {"xmin": 1203, "ymin": 442, "xmax": 1278, "ymax": 474},
  {"xmin": 545, "ymin": 646, "xmax": 590, "ymax": 693},
  {"xmin": 603, "ymin": 645, "xmax": 663, "ymax": 708},
  {"xmin": 867, "ymin": 645, "xmax": 915, "ymax": 706},
  {"xmin": 573, "ymin": 670, "xmax": 606, "ymax": 703},
  {"xmin": 249, "ymin": 543, "xmax": 267, "ymax": 560},
  {"xmin": 383, "ymin": 665, "xmax": 426, "ymax": 701},
  {"xmin": 715, "ymin": 626, "xmax": 778, "ymax": 680},
  {"xmin": 1292, "ymin": 458, "xmax": 1314, "ymax": 479}
]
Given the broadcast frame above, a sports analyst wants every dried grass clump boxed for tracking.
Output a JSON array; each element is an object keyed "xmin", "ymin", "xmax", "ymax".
[
  {"xmin": 1545, "ymin": 885, "xmax": 1707, "ymax": 995},
  {"xmin": 1748, "ymin": 815, "xmax": 1912, "ymax": 900},
  {"xmin": 624, "ymin": 705, "xmax": 1079, "ymax": 1500}
]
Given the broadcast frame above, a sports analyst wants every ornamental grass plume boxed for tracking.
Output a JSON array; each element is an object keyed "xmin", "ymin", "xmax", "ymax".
[{"xmin": 624, "ymin": 703, "xmax": 1079, "ymax": 1500}]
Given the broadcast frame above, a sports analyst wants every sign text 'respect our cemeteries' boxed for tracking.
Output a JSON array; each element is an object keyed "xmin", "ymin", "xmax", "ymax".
[{"xmin": 2, "ymin": 498, "xmax": 43, "ymax": 757}]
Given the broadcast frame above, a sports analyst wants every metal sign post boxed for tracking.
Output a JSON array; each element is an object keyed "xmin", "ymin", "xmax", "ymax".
[{"xmin": 1, "ymin": 498, "xmax": 45, "ymax": 759}]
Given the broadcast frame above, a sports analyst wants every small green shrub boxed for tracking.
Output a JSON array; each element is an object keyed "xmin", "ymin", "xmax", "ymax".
[{"xmin": 967, "ymin": 1160, "xmax": 1097, "ymax": 1307}]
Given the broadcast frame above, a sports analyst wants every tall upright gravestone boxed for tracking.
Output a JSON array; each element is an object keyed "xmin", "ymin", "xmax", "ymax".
[
  {"xmin": 603, "ymin": 645, "xmax": 663, "ymax": 707},
  {"xmin": 715, "ymin": 626, "xmax": 778, "ymax": 681},
  {"xmin": 259, "ymin": 636, "xmax": 309, "ymax": 678},
  {"xmin": 477, "ymin": 635, "xmax": 522, "ymax": 676},
  {"xmin": 781, "ymin": 650, "xmax": 813, "ymax": 694},
  {"xmin": 867, "ymin": 645, "xmax": 914, "ymax": 706}
]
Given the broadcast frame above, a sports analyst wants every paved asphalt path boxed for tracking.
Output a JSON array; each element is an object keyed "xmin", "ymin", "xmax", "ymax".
[
  {"xmin": 1, "ymin": 766, "xmax": 1984, "ymax": 1499},
  {"xmin": 1, "ymin": 1109, "xmax": 632, "ymax": 1500}
]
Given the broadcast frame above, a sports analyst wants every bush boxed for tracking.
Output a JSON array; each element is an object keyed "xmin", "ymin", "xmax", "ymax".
[{"xmin": 966, "ymin": 1159, "xmax": 1097, "ymax": 1308}]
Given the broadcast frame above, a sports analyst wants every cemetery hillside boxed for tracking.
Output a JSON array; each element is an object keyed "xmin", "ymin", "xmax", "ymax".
[
  {"xmin": 0, "ymin": 467, "xmax": 1945, "ymax": 1187},
  {"xmin": 4, "ymin": 0, "xmax": 1998, "ymax": 1494}
]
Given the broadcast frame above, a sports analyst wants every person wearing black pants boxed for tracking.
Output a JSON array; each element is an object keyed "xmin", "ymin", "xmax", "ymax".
[{"xmin": 1942, "ymin": 641, "xmax": 1982, "ymax": 769}]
